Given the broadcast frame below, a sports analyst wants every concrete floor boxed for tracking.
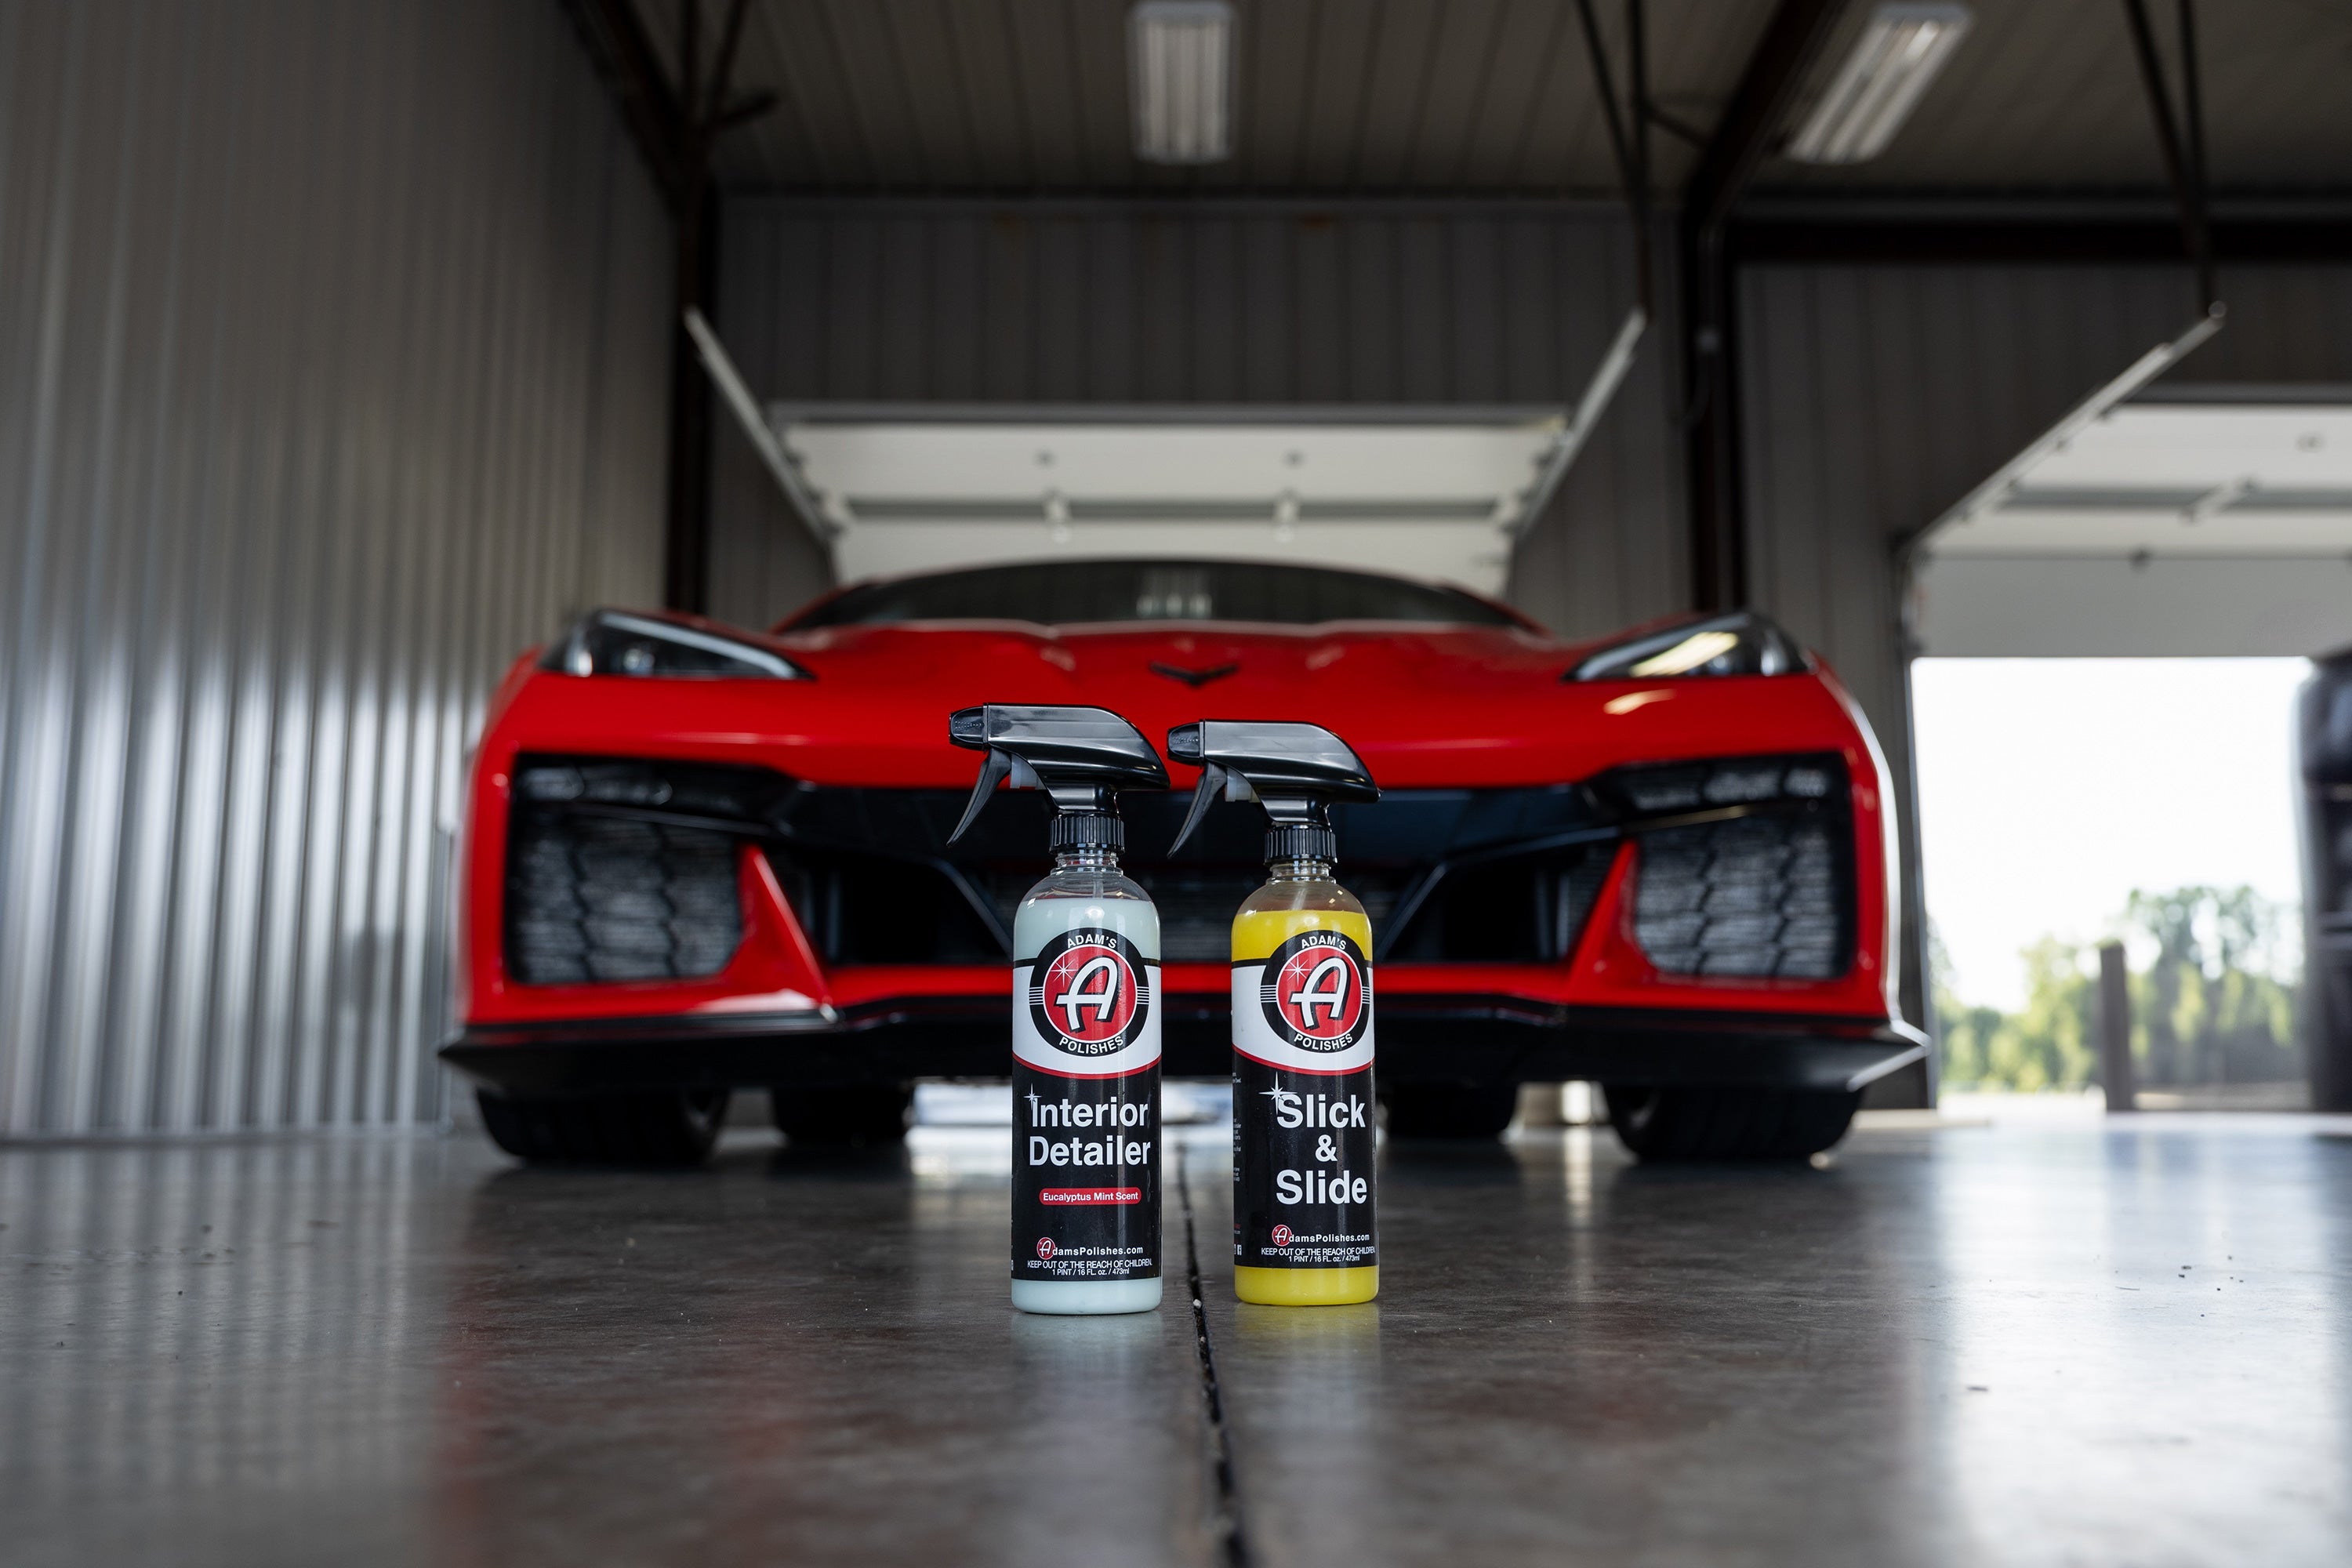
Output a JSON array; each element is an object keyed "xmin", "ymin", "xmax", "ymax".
[{"xmin": 5, "ymin": 1114, "xmax": 2352, "ymax": 1566}]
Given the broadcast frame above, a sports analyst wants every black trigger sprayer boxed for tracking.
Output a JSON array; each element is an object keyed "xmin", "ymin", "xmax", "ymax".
[
  {"xmin": 1167, "ymin": 720, "xmax": 1381, "ymax": 1306},
  {"xmin": 948, "ymin": 704, "xmax": 1170, "ymax": 1316}
]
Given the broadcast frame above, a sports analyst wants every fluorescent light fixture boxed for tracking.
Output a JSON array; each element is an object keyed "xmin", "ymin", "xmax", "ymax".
[
  {"xmin": 1787, "ymin": 2, "xmax": 1973, "ymax": 165},
  {"xmin": 1130, "ymin": 1, "xmax": 1234, "ymax": 165}
]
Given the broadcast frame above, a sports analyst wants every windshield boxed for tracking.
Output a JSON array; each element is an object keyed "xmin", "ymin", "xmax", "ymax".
[{"xmin": 785, "ymin": 560, "xmax": 1519, "ymax": 630}]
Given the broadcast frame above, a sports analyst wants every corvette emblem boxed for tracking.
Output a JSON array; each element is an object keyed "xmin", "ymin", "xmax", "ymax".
[{"xmin": 1149, "ymin": 661, "xmax": 1239, "ymax": 688}]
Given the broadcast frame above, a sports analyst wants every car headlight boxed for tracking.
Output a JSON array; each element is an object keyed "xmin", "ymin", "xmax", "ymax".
[
  {"xmin": 540, "ymin": 608, "xmax": 810, "ymax": 681},
  {"xmin": 1566, "ymin": 611, "xmax": 1806, "ymax": 682}
]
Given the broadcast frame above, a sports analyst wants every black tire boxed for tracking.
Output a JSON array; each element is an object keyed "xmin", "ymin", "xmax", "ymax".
[
  {"xmin": 1381, "ymin": 1081, "xmax": 1521, "ymax": 1140},
  {"xmin": 476, "ymin": 1088, "xmax": 728, "ymax": 1166},
  {"xmin": 1602, "ymin": 1086, "xmax": 1860, "ymax": 1161},
  {"xmin": 769, "ymin": 1083, "xmax": 914, "ymax": 1145}
]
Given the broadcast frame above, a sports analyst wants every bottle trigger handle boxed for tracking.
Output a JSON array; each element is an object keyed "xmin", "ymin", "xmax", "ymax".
[
  {"xmin": 1169, "ymin": 761, "xmax": 1257, "ymax": 855},
  {"xmin": 948, "ymin": 747, "xmax": 1044, "ymax": 844}
]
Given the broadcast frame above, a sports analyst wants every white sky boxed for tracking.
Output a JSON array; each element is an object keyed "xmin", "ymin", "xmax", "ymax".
[{"xmin": 1911, "ymin": 658, "xmax": 2310, "ymax": 1011}]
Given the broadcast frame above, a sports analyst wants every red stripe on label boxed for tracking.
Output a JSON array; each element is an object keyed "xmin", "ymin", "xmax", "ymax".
[
  {"xmin": 1038, "ymin": 1187, "xmax": 1142, "ymax": 1205},
  {"xmin": 1016, "ymin": 1059, "xmax": 1161, "ymax": 1080},
  {"xmin": 1231, "ymin": 1044, "xmax": 1374, "ymax": 1076}
]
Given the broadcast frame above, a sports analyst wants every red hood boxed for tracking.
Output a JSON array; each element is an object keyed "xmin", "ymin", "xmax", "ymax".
[{"xmin": 485, "ymin": 618, "xmax": 1873, "ymax": 791}]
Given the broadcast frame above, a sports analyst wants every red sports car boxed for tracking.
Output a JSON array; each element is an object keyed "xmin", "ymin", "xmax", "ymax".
[{"xmin": 441, "ymin": 558, "xmax": 1925, "ymax": 1163}]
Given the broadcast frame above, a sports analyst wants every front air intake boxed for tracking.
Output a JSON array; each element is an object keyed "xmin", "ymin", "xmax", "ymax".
[
  {"xmin": 1599, "ymin": 754, "xmax": 1855, "ymax": 980},
  {"xmin": 503, "ymin": 757, "xmax": 774, "ymax": 985}
]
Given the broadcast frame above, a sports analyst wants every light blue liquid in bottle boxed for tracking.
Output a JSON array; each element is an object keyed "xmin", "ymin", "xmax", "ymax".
[{"xmin": 1007, "ymin": 845, "xmax": 1164, "ymax": 1316}]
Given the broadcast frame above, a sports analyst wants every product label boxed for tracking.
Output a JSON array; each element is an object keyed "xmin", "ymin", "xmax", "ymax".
[
  {"xmin": 1011, "ymin": 927, "xmax": 1161, "ymax": 1282},
  {"xmin": 1233, "ymin": 931, "xmax": 1377, "ymax": 1270},
  {"xmin": 1014, "ymin": 927, "xmax": 1160, "ymax": 1078}
]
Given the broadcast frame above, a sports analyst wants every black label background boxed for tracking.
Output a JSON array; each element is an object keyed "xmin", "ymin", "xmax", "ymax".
[
  {"xmin": 1011, "ymin": 1061, "xmax": 1160, "ymax": 1281},
  {"xmin": 1233, "ymin": 1055, "xmax": 1377, "ymax": 1270}
]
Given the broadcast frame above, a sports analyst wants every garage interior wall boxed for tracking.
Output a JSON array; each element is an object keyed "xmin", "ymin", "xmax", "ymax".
[
  {"xmin": 0, "ymin": 1, "xmax": 673, "ymax": 1134},
  {"xmin": 707, "ymin": 199, "xmax": 1685, "ymax": 637},
  {"xmin": 1738, "ymin": 258, "xmax": 2352, "ymax": 1075}
]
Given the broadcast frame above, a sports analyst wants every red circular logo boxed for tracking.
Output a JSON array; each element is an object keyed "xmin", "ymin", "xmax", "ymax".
[
  {"xmin": 1270, "ymin": 938, "xmax": 1366, "ymax": 1044},
  {"xmin": 1036, "ymin": 1237, "xmax": 1056, "ymax": 1261},
  {"xmin": 1270, "ymin": 1225, "xmax": 1294, "ymax": 1247},
  {"xmin": 1032, "ymin": 935, "xmax": 1142, "ymax": 1053}
]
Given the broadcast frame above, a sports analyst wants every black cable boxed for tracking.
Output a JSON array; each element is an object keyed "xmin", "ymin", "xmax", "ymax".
[{"xmin": 2175, "ymin": 0, "xmax": 2215, "ymax": 310}]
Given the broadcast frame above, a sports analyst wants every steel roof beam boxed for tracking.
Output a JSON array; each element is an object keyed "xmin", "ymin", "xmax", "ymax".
[
  {"xmin": 2121, "ymin": 0, "xmax": 2217, "ymax": 313},
  {"xmin": 1678, "ymin": 0, "xmax": 1852, "ymax": 613},
  {"xmin": 559, "ymin": 0, "xmax": 781, "ymax": 616}
]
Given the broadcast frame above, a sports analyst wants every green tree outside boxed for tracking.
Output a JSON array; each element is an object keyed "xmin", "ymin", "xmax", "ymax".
[{"xmin": 1934, "ymin": 885, "xmax": 2302, "ymax": 1091}]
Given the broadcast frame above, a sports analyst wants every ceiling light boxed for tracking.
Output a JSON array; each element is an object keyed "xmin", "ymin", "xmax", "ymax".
[
  {"xmin": 1787, "ymin": 2, "xmax": 1973, "ymax": 165},
  {"xmin": 1130, "ymin": 2, "xmax": 1234, "ymax": 165}
]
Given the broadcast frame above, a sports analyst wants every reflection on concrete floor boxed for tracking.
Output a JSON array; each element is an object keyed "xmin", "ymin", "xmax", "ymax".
[{"xmin": 4, "ymin": 1116, "xmax": 2351, "ymax": 1565}]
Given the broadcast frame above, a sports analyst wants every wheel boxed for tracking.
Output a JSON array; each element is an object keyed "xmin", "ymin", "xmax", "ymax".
[
  {"xmin": 476, "ymin": 1088, "xmax": 728, "ymax": 1166},
  {"xmin": 1381, "ymin": 1081, "xmax": 1520, "ymax": 1140},
  {"xmin": 769, "ymin": 1083, "xmax": 913, "ymax": 1145},
  {"xmin": 1602, "ymin": 1086, "xmax": 1860, "ymax": 1161}
]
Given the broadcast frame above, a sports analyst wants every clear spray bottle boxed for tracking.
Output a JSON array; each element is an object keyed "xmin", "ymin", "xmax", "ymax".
[
  {"xmin": 1167, "ymin": 720, "xmax": 1382, "ymax": 1307},
  {"xmin": 949, "ymin": 704, "xmax": 1171, "ymax": 1316}
]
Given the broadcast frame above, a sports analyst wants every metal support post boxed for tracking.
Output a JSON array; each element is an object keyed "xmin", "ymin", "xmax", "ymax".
[{"xmin": 2099, "ymin": 941, "xmax": 2137, "ymax": 1112}]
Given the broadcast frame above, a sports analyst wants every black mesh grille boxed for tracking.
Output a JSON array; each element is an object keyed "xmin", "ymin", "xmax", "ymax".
[
  {"xmin": 1616, "ymin": 755, "xmax": 1853, "ymax": 980},
  {"xmin": 503, "ymin": 764, "xmax": 756, "ymax": 985},
  {"xmin": 768, "ymin": 782, "xmax": 1616, "ymax": 968},
  {"xmin": 499, "ymin": 753, "xmax": 1853, "ymax": 982}
]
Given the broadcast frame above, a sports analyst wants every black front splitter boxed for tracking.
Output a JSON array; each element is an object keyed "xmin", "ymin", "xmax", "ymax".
[{"xmin": 441, "ymin": 994, "xmax": 1926, "ymax": 1098}]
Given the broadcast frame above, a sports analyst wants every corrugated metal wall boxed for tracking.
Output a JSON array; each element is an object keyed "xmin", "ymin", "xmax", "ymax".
[
  {"xmin": 706, "ymin": 199, "xmax": 1686, "ymax": 637},
  {"xmin": 1737, "ymin": 258, "xmax": 2352, "ymax": 1069},
  {"xmin": 0, "ymin": 1, "xmax": 673, "ymax": 1134},
  {"xmin": 1741, "ymin": 260, "xmax": 2352, "ymax": 741}
]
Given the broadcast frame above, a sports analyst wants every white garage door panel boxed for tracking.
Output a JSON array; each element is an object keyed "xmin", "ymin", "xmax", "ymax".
[
  {"xmin": 787, "ymin": 422, "xmax": 1558, "ymax": 501},
  {"xmin": 1919, "ymin": 395, "xmax": 2352, "ymax": 655},
  {"xmin": 1938, "ymin": 500, "xmax": 2352, "ymax": 557},
  {"xmin": 773, "ymin": 412, "xmax": 1570, "ymax": 597},
  {"xmin": 1915, "ymin": 555, "xmax": 2352, "ymax": 657},
  {"xmin": 833, "ymin": 520, "xmax": 1513, "ymax": 588},
  {"xmin": 1929, "ymin": 400, "xmax": 2352, "ymax": 560},
  {"xmin": 1991, "ymin": 405, "xmax": 2352, "ymax": 489}
]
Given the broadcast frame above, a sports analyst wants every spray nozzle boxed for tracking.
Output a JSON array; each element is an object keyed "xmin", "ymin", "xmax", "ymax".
[
  {"xmin": 1165, "ymin": 720, "xmax": 1379, "ymax": 858},
  {"xmin": 947, "ymin": 705, "xmax": 1170, "ymax": 844}
]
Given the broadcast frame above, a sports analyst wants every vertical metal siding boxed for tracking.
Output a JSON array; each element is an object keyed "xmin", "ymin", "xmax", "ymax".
[
  {"xmin": 1740, "ymin": 261, "xmax": 2352, "ymax": 737},
  {"xmin": 1737, "ymin": 258, "xmax": 2352, "ymax": 1048},
  {"xmin": 0, "ymin": 1, "xmax": 673, "ymax": 1134},
  {"xmin": 706, "ymin": 199, "xmax": 1686, "ymax": 636}
]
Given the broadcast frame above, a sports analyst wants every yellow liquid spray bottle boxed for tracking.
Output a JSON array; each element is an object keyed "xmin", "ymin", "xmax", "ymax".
[{"xmin": 1167, "ymin": 721, "xmax": 1381, "ymax": 1307}]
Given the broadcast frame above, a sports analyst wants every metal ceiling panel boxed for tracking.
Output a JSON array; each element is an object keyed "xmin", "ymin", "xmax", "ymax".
[
  {"xmin": 635, "ymin": 0, "xmax": 1773, "ymax": 193},
  {"xmin": 634, "ymin": 0, "xmax": 2347, "ymax": 196}
]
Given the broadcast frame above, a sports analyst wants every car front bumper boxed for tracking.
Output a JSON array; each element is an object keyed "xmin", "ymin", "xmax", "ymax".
[{"xmin": 441, "ymin": 993, "xmax": 1926, "ymax": 1099}]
